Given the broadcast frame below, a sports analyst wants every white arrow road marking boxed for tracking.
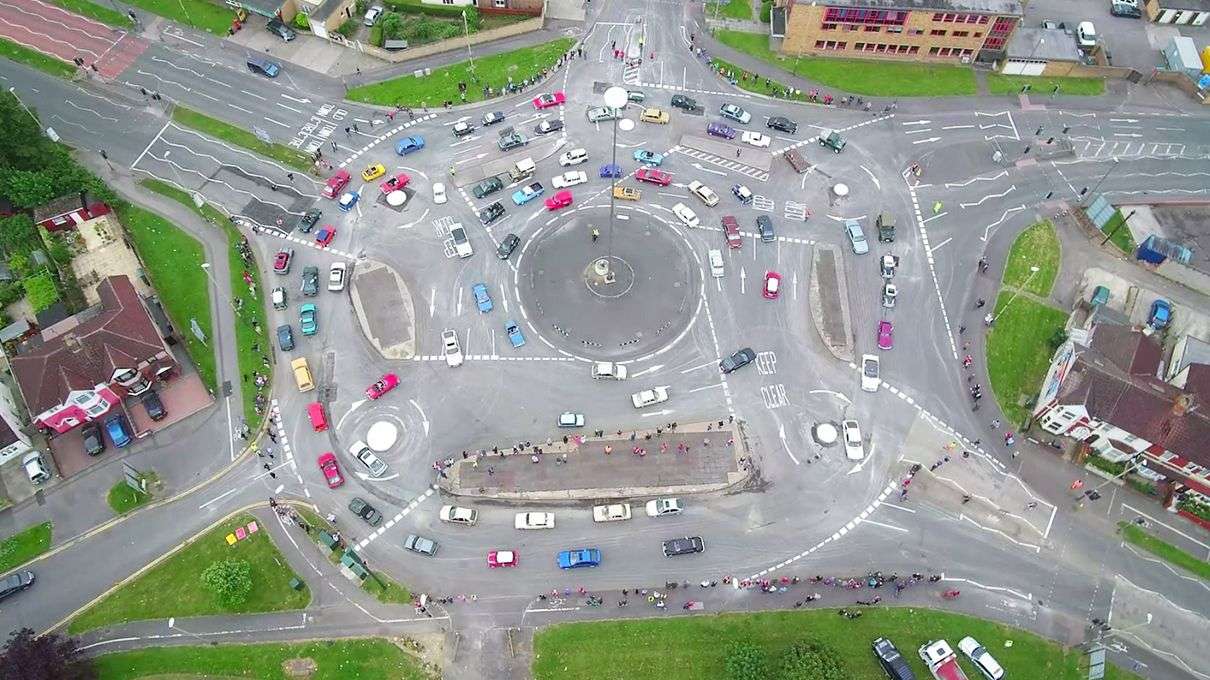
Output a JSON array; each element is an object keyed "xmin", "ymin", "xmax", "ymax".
[
  {"xmin": 847, "ymin": 443, "xmax": 876, "ymax": 475},
  {"xmin": 409, "ymin": 399, "xmax": 430, "ymax": 436},
  {"xmin": 777, "ymin": 423, "xmax": 800, "ymax": 465},
  {"xmin": 630, "ymin": 364, "xmax": 665, "ymax": 378},
  {"xmin": 912, "ymin": 136, "xmax": 942, "ymax": 145},
  {"xmin": 641, "ymin": 408, "xmax": 674, "ymax": 418},
  {"xmin": 739, "ymin": 266, "xmax": 747, "ymax": 295},
  {"xmin": 281, "ymin": 93, "xmax": 312, "ymax": 103}
]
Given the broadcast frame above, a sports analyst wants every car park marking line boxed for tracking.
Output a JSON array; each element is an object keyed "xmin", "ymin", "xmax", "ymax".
[
  {"xmin": 974, "ymin": 110, "xmax": 1019, "ymax": 141},
  {"xmin": 861, "ymin": 519, "xmax": 908, "ymax": 533},
  {"xmin": 353, "ymin": 485, "xmax": 438, "ymax": 551}
]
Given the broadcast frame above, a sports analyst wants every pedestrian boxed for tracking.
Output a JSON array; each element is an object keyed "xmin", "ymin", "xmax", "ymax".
[
  {"xmin": 703, "ymin": 438, "xmax": 710, "ymax": 446},
  {"xmin": 972, "ymin": 439, "xmax": 981, "ymax": 447},
  {"xmin": 976, "ymin": 298, "xmax": 986, "ymax": 308},
  {"xmin": 268, "ymin": 430, "xmax": 277, "ymax": 443},
  {"xmin": 1026, "ymin": 501, "xmax": 1038, "ymax": 510},
  {"xmin": 353, "ymin": 123, "xmax": 359, "ymax": 132},
  {"xmin": 344, "ymin": 126, "xmax": 351, "ymax": 136},
  {"xmin": 591, "ymin": 228, "xmax": 599, "ymax": 242},
  {"xmin": 263, "ymin": 463, "xmax": 270, "ymax": 471},
  {"xmin": 736, "ymin": 149, "xmax": 742, "ymax": 158},
  {"xmin": 269, "ymin": 497, "xmax": 277, "ymax": 508},
  {"xmin": 991, "ymin": 418, "xmax": 1001, "ymax": 429},
  {"xmin": 962, "ymin": 494, "xmax": 971, "ymax": 504},
  {"xmin": 287, "ymin": 172, "xmax": 295, "ymax": 182},
  {"xmin": 487, "ymin": 466, "xmax": 495, "ymax": 475},
  {"xmin": 269, "ymin": 471, "xmax": 276, "ymax": 479},
  {"xmin": 331, "ymin": 141, "xmax": 337, "ymax": 152}
]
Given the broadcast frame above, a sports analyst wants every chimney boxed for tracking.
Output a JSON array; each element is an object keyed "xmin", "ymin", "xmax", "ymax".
[
  {"xmin": 1172, "ymin": 394, "xmax": 1193, "ymax": 417},
  {"xmin": 64, "ymin": 333, "xmax": 81, "ymax": 353}
]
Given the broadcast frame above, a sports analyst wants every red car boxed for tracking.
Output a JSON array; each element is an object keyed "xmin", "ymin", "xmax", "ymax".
[
  {"xmin": 273, "ymin": 248, "xmax": 293, "ymax": 274},
  {"xmin": 544, "ymin": 190, "xmax": 573, "ymax": 211},
  {"xmin": 322, "ymin": 169, "xmax": 351, "ymax": 199},
  {"xmin": 318, "ymin": 452, "xmax": 344, "ymax": 488},
  {"xmin": 315, "ymin": 226, "xmax": 336, "ymax": 247},
  {"xmin": 488, "ymin": 549, "xmax": 518, "ymax": 568},
  {"xmin": 379, "ymin": 172, "xmax": 411, "ymax": 194},
  {"xmin": 722, "ymin": 216, "xmax": 743, "ymax": 249},
  {"xmin": 532, "ymin": 92, "xmax": 566, "ymax": 109},
  {"xmin": 365, "ymin": 373, "xmax": 400, "ymax": 400},
  {"xmin": 877, "ymin": 320, "xmax": 894, "ymax": 350},
  {"xmin": 763, "ymin": 270, "xmax": 781, "ymax": 299},
  {"xmin": 636, "ymin": 168, "xmax": 672, "ymax": 186}
]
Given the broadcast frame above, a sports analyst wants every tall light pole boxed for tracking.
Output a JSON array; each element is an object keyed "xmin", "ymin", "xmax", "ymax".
[
  {"xmin": 167, "ymin": 617, "xmax": 211, "ymax": 645},
  {"xmin": 461, "ymin": 11, "xmax": 476, "ymax": 80},
  {"xmin": 7, "ymin": 87, "xmax": 41, "ymax": 129},
  {"xmin": 601, "ymin": 87, "xmax": 631, "ymax": 285},
  {"xmin": 990, "ymin": 265, "xmax": 1039, "ymax": 325},
  {"xmin": 1081, "ymin": 158, "xmax": 1119, "ymax": 206}
]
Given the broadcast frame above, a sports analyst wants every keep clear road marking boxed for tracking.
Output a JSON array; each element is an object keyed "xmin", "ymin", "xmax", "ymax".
[{"xmin": 354, "ymin": 485, "xmax": 438, "ymax": 551}]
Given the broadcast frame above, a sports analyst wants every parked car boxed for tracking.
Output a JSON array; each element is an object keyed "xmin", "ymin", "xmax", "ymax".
[
  {"xmin": 442, "ymin": 328, "xmax": 463, "ymax": 367},
  {"xmin": 842, "ymin": 419, "xmax": 864, "ymax": 460},
  {"xmin": 511, "ymin": 182, "xmax": 544, "ymax": 205},
  {"xmin": 532, "ymin": 91, "xmax": 566, "ymax": 109},
  {"xmin": 276, "ymin": 324, "xmax": 295, "ymax": 351},
  {"xmin": 552, "ymin": 170, "xmax": 588, "ymax": 188},
  {"xmin": 349, "ymin": 497, "xmax": 383, "ymax": 526},
  {"xmin": 1110, "ymin": 0, "xmax": 1142, "ymax": 17},
  {"xmin": 433, "ymin": 182, "xmax": 447, "ymax": 204},
  {"xmin": 557, "ymin": 548, "xmax": 602, "ymax": 569},
  {"xmin": 395, "ymin": 135, "xmax": 425, "ymax": 155},
  {"xmin": 480, "ymin": 201, "xmax": 506, "ymax": 225},
  {"xmin": 497, "ymin": 233, "xmax": 521, "ymax": 259},
  {"xmin": 515, "ymin": 512, "xmax": 555, "ymax": 529},
  {"xmin": 957, "ymin": 636, "xmax": 1005, "ymax": 680},
  {"xmin": 328, "ymin": 262, "xmax": 346, "ymax": 292},
  {"xmin": 365, "ymin": 373, "xmax": 400, "ymax": 400},
  {"xmin": 631, "ymin": 386, "xmax": 670, "ymax": 408},
  {"xmin": 317, "ymin": 452, "xmax": 343, "ymax": 488},
  {"xmin": 505, "ymin": 320, "xmax": 526, "ymax": 348},
  {"xmin": 741, "ymin": 130, "xmax": 771, "ymax": 148},
  {"xmin": 592, "ymin": 503, "xmax": 632, "ymax": 522},
  {"xmin": 719, "ymin": 103, "xmax": 751, "ymax": 123},
  {"xmin": 861, "ymin": 354, "xmax": 881, "ymax": 393},
  {"xmin": 363, "ymin": 5, "xmax": 383, "ymax": 25},
  {"xmin": 845, "ymin": 219, "xmax": 869, "ymax": 254},
  {"xmin": 82, "ymin": 423, "xmax": 105, "ymax": 456},
  {"xmin": 105, "ymin": 413, "xmax": 133, "ymax": 448},
  {"xmin": 404, "ymin": 534, "xmax": 439, "ymax": 556},
  {"xmin": 266, "ymin": 17, "xmax": 296, "ymax": 41},
  {"xmin": 731, "ymin": 184, "xmax": 753, "ymax": 204},
  {"xmin": 1076, "ymin": 21, "xmax": 1098, "ymax": 50},
  {"xmin": 22, "ymin": 452, "xmax": 51, "ymax": 484},
  {"xmin": 315, "ymin": 225, "xmax": 336, "ymax": 247},
  {"xmin": 872, "ymin": 637, "xmax": 916, "ymax": 680},
  {"xmin": 756, "ymin": 215, "xmax": 775, "ymax": 243},
  {"xmin": 767, "ymin": 116, "xmax": 798, "ymax": 134},
  {"xmin": 723, "ymin": 215, "xmax": 743, "ymax": 249},
  {"xmin": 471, "ymin": 283, "xmax": 493, "ymax": 313},
  {"xmin": 440, "ymin": 505, "xmax": 478, "ymax": 525},
  {"xmin": 272, "ymin": 286, "xmax": 288, "ymax": 310},
  {"xmin": 348, "ymin": 440, "xmax": 389, "ymax": 477},
  {"xmin": 646, "ymin": 498, "xmax": 682, "ymax": 516},
  {"xmin": 720, "ymin": 347, "xmax": 756, "ymax": 373},
  {"xmin": 881, "ymin": 254, "xmax": 898, "ymax": 279},
  {"xmin": 1148, "ymin": 299, "xmax": 1172, "ymax": 329},
  {"xmin": 662, "ymin": 536, "xmax": 705, "ymax": 557},
  {"xmin": 273, "ymin": 248, "xmax": 293, "ymax": 274},
  {"xmin": 763, "ymin": 270, "xmax": 781, "ymax": 299},
  {"xmin": 882, "ymin": 282, "xmax": 897, "ymax": 308},
  {"xmin": 0, "ymin": 571, "xmax": 35, "ymax": 603},
  {"xmin": 628, "ymin": 90, "xmax": 646, "ymax": 103},
  {"xmin": 298, "ymin": 303, "xmax": 318, "ymax": 336},
  {"xmin": 557, "ymin": 411, "xmax": 585, "ymax": 428},
  {"xmin": 302, "ymin": 266, "xmax": 320, "ymax": 296},
  {"xmin": 142, "ymin": 389, "xmax": 167, "ymax": 421},
  {"xmin": 877, "ymin": 320, "xmax": 894, "ymax": 350}
]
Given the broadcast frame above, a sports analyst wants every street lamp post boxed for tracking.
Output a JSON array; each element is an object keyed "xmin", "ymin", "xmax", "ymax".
[
  {"xmin": 461, "ymin": 11, "xmax": 476, "ymax": 80},
  {"xmin": 989, "ymin": 266, "xmax": 1039, "ymax": 326},
  {"xmin": 167, "ymin": 617, "xmax": 212, "ymax": 645},
  {"xmin": 1081, "ymin": 158, "xmax": 1119, "ymax": 206},
  {"xmin": 600, "ymin": 87, "xmax": 631, "ymax": 285},
  {"xmin": 7, "ymin": 87, "xmax": 41, "ymax": 130}
]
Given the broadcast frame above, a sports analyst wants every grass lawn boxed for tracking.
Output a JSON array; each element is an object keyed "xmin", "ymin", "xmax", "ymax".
[
  {"xmin": 347, "ymin": 38, "xmax": 574, "ymax": 107},
  {"xmin": 172, "ymin": 106, "xmax": 313, "ymax": 172},
  {"xmin": 986, "ymin": 294, "xmax": 1068, "ymax": 427},
  {"xmin": 115, "ymin": 202, "xmax": 216, "ymax": 392},
  {"xmin": 1119, "ymin": 522, "xmax": 1210, "ymax": 581},
  {"xmin": 293, "ymin": 507, "xmax": 414, "ymax": 604},
  {"xmin": 714, "ymin": 29, "xmax": 977, "ymax": 96},
  {"xmin": 0, "ymin": 38, "xmax": 77, "ymax": 79},
  {"xmin": 120, "ymin": 0, "xmax": 233, "ymax": 34},
  {"xmin": 92, "ymin": 638, "xmax": 434, "ymax": 679},
  {"xmin": 140, "ymin": 179, "xmax": 271, "ymax": 429},
  {"xmin": 48, "ymin": 0, "xmax": 133, "ymax": 27},
  {"xmin": 1101, "ymin": 210, "xmax": 1138, "ymax": 255},
  {"xmin": 0, "ymin": 522, "xmax": 53, "ymax": 572},
  {"xmin": 712, "ymin": 57, "xmax": 804, "ymax": 100},
  {"xmin": 106, "ymin": 472, "xmax": 161, "ymax": 515},
  {"xmin": 986, "ymin": 74, "xmax": 1105, "ymax": 96},
  {"xmin": 1003, "ymin": 220, "xmax": 1061, "ymax": 297},
  {"xmin": 68, "ymin": 514, "xmax": 309, "ymax": 634},
  {"xmin": 707, "ymin": 0, "xmax": 752, "ymax": 20},
  {"xmin": 533, "ymin": 608, "xmax": 1142, "ymax": 680}
]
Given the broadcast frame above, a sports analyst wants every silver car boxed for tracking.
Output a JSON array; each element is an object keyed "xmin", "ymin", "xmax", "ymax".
[
  {"xmin": 403, "ymin": 534, "xmax": 438, "ymax": 556},
  {"xmin": 845, "ymin": 219, "xmax": 869, "ymax": 255},
  {"xmin": 348, "ymin": 440, "xmax": 388, "ymax": 478},
  {"xmin": 587, "ymin": 106, "xmax": 621, "ymax": 123}
]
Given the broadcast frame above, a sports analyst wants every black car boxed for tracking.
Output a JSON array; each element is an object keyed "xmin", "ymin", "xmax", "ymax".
[
  {"xmin": 142, "ymin": 389, "xmax": 167, "ymax": 421},
  {"xmin": 301, "ymin": 266, "xmax": 320, "ymax": 296},
  {"xmin": 498, "ymin": 132, "xmax": 527, "ymax": 151},
  {"xmin": 497, "ymin": 233, "xmax": 521, "ymax": 259},
  {"xmin": 266, "ymin": 17, "xmax": 296, "ymax": 41},
  {"xmin": 0, "ymin": 571, "xmax": 35, "ymax": 602},
  {"xmin": 81, "ymin": 423, "xmax": 105, "ymax": 456},
  {"xmin": 720, "ymin": 347, "xmax": 757, "ymax": 374},
  {"xmin": 349, "ymin": 497, "xmax": 383, "ymax": 527},
  {"xmin": 296, "ymin": 209, "xmax": 321, "ymax": 233},
  {"xmin": 756, "ymin": 215, "xmax": 775, "ymax": 243},
  {"xmin": 534, "ymin": 120, "xmax": 564, "ymax": 135},
  {"xmin": 473, "ymin": 176, "xmax": 504, "ymax": 199},
  {"xmin": 276, "ymin": 324, "xmax": 295, "ymax": 351},
  {"xmin": 671, "ymin": 94, "xmax": 698, "ymax": 111},
  {"xmin": 767, "ymin": 116, "xmax": 798, "ymax": 134},
  {"xmin": 482, "ymin": 111, "xmax": 506, "ymax": 126},
  {"xmin": 872, "ymin": 637, "xmax": 916, "ymax": 680},
  {"xmin": 480, "ymin": 202, "xmax": 505, "ymax": 225},
  {"xmin": 1110, "ymin": 0, "xmax": 1141, "ymax": 17},
  {"xmin": 662, "ymin": 536, "xmax": 705, "ymax": 557},
  {"xmin": 452, "ymin": 121, "xmax": 475, "ymax": 136}
]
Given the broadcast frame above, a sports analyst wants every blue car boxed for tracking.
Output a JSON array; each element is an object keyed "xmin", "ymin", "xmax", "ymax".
[
  {"xmin": 633, "ymin": 149, "xmax": 665, "ymax": 166},
  {"xmin": 599, "ymin": 163, "xmax": 622, "ymax": 178},
  {"xmin": 472, "ymin": 283, "xmax": 493, "ymax": 313},
  {"xmin": 505, "ymin": 320, "xmax": 525, "ymax": 348},
  {"xmin": 511, "ymin": 183, "xmax": 544, "ymax": 205},
  {"xmin": 395, "ymin": 135, "xmax": 425, "ymax": 155},
  {"xmin": 1149, "ymin": 299, "xmax": 1172, "ymax": 329},
  {"xmin": 337, "ymin": 191, "xmax": 359, "ymax": 212},
  {"xmin": 299, "ymin": 303, "xmax": 318, "ymax": 336},
  {"xmin": 105, "ymin": 413, "xmax": 133, "ymax": 448},
  {"xmin": 557, "ymin": 547, "xmax": 601, "ymax": 569}
]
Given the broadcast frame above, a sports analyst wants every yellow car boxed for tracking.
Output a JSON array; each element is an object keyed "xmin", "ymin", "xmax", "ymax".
[
  {"xmin": 361, "ymin": 164, "xmax": 386, "ymax": 181},
  {"xmin": 613, "ymin": 185, "xmax": 641, "ymax": 201},
  {"xmin": 639, "ymin": 107, "xmax": 670, "ymax": 124}
]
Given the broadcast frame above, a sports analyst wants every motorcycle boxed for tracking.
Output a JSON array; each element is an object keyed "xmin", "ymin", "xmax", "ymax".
[{"xmin": 942, "ymin": 589, "xmax": 961, "ymax": 600}]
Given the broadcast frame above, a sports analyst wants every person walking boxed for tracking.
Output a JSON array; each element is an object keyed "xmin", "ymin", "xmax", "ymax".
[{"xmin": 591, "ymin": 228, "xmax": 600, "ymax": 242}]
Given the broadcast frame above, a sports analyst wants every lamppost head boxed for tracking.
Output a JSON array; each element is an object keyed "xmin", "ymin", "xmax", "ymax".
[{"xmin": 603, "ymin": 86, "xmax": 628, "ymax": 110}]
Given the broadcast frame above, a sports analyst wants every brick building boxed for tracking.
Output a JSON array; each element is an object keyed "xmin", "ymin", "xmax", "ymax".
[{"xmin": 776, "ymin": 0, "xmax": 1023, "ymax": 64}]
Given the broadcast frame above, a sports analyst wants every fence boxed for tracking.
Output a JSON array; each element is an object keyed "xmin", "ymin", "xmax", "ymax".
[{"xmin": 356, "ymin": 11, "xmax": 545, "ymax": 64}]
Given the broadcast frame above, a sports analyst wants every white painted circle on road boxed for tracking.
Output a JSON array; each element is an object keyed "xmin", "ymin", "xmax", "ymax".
[
  {"xmin": 386, "ymin": 191, "xmax": 407, "ymax": 207},
  {"xmin": 367, "ymin": 421, "xmax": 399, "ymax": 452},
  {"xmin": 814, "ymin": 422, "xmax": 838, "ymax": 445},
  {"xmin": 832, "ymin": 183, "xmax": 849, "ymax": 198}
]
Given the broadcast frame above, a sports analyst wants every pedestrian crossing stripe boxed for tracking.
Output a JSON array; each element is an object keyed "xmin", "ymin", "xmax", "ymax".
[
  {"xmin": 354, "ymin": 485, "xmax": 439, "ymax": 551},
  {"xmin": 269, "ymin": 232, "xmax": 357, "ymax": 261},
  {"xmin": 336, "ymin": 114, "xmax": 436, "ymax": 169},
  {"xmin": 673, "ymin": 147, "xmax": 769, "ymax": 182}
]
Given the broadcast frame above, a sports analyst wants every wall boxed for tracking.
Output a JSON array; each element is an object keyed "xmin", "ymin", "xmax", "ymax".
[
  {"xmin": 0, "ymin": 379, "xmax": 34, "ymax": 467},
  {"xmin": 1150, "ymin": 68, "xmax": 1209, "ymax": 104},
  {"xmin": 357, "ymin": 11, "xmax": 544, "ymax": 63},
  {"xmin": 1040, "ymin": 60, "xmax": 1138, "ymax": 79}
]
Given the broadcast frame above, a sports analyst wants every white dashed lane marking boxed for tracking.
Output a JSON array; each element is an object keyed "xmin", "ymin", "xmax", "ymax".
[{"xmin": 354, "ymin": 485, "xmax": 438, "ymax": 551}]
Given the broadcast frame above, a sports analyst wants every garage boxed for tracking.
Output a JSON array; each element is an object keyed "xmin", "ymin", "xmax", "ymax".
[
  {"xmin": 1002, "ymin": 27, "xmax": 1085, "ymax": 77},
  {"xmin": 1146, "ymin": 0, "xmax": 1210, "ymax": 24},
  {"xmin": 1003, "ymin": 58, "xmax": 1046, "ymax": 75}
]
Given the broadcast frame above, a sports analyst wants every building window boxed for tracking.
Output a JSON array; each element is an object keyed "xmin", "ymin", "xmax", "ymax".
[
  {"xmin": 887, "ymin": 26, "xmax": 902, "ymax": 33},
  {"xmin": 930, "ymin": 29, "xmax": 946, "ymax": 36},
  {"xmin": 494, "ymin": 0, "xmax": 506, "ymax": 6},
  {"xmin": 978, "ymin": 15, "xmax": 989, "ymax": 23},
  {"xmin": 908, "ymin": 45, "xmax": 919, "ymax": 54},
  {"xmin": 821, "ymin": 23, "xmax": 836, "ymax": 30},
  {"xmin": 908, "ymin": 28, "xmax": 923, "ymax": 36},
  {"xmin": 984, "ymin": 37, "xmax": 1005, "ymax": 49},
  {"xmin": 929, "ymin": 46, "xmax": 940, "ymax": 55},
  {"xmin": 974, "ymin": 32, "xmax": 982, "ymax": 38},
  {"xmin": 865, "ymin": 25, "xmax": 880, "ymax": 31},
  {"xmin": 815, "ymin": 40, "xmax": 826, "ymax": 48},
  {"xmin": 953, "ymin": 30, "xmax": 968, "ymax": 37}
]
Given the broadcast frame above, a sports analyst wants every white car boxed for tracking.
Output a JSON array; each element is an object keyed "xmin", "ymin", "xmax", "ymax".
[
  {"xmin": 741, "ymin": 130, "xmax": 771, "ymax": 148},
  {"xmin": 687, "ymin": 181, "xmax": 719, "ymax": 207},
  {"xmin": 327, "ymin": 262, "xmax": 347, "ymax": 292},
  {"xmin": 449, "ymin": 223, "xmax": 473, "ymax": 258},
  {"xmin": 645, "ymin": 497, "xmax": 682, "ymax": 517},
  {"xmin": 719, "ymin": 102, "xmax": 752, "ymax": 124},
  {"xmin": 433, "ymin": 182, "xmax": 447, "ymax": 204},
  {"xmin": 672, "ymin": 202, "xmax": 700, "ymax": 228},
  {"xmin": 592, "ymin": 503, "xmax": 632, "ymax": 522},
  {"xmin": 348, "ymin": 440, "xmax": 389, "ymax": 477},
  {"xmin": 631, "ymin": 386, "xmax": 670, "ymax": 408},
  {"xmin": 957, "ymin": 636, "xmax": 1005, "ymax": 680},
  {"xmin": 841, "ymin": 420, "xmax": 864, "ymax": 460},
  {"xmin": 559, "ymin": 148, "xmax": 588, "ymax": 166},
  {"xmin": 860, "ymin": 354, "xmax": 881, "ymax": 393},
  {"xmin": 557, "ymin": 412, "xmax": 585, "ymax": 428},
  {"xmin": 515, "ymin": 511, "xmax": 555, "ymax": 529},
  {"xmin": 708, "ymin": 249, "xmax": 724, "ymax": 278},
  {"xmin": 363, "ymin": 5, "xmax": 383, "ymax": 25},
  {"xmin": 442, "ymin": 328, "xmax": 463, "ymax": 367},
  {"xmin": 439, "ymin": 505, "xmax": 478, "ymax": 526},
  {"xmin": 551, "ymin": 170, "xmax": 588, "ymax": 188},
  {"xmin": 1076, "ymin": 21, "xmax": 1097, "ymax": 50},
  {"xmin": 451, "ymin": 121, "xmax": 474, "ymax": 136}
]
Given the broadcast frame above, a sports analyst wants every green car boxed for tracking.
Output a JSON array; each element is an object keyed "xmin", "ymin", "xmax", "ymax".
[
  {"xmin": 819, "ymin": 130, "xmax": 846, "ymax": 153},
  {"xmin": 299, "ymin": 303, "xmax": 318, "ymax": 336}
]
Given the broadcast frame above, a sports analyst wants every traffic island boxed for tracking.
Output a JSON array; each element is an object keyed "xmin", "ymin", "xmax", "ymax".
[
  {"xmin": 440, "ymin": 421, "xmax": 752, "ymax": 500},
  {"xmin": 809, "ymin": 245, "xmax": 854, "ymax": 363},
  {"xmin": 349, "ymin": 259, "xmax": 416, "ymax": 360}
]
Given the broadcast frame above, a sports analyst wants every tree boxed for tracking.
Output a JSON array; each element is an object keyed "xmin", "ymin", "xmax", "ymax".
[
  {"xmin": 0, "ymin": 92, "xmax": 56, "ymax": 171},
  {"xmin": 778, "ymin": 640, "xmax": 847, "ymax": 680},
  {"xmin": 201, "ymin": 558, "xmax": 253, "ymax": 607},
  {"xmin": 0, "ymin": 215, "xmax": 40, "ymax": 257},
  {"xmin": 0, "ymin": 627, "xmax": 96, "ymax": 680},
  {"xmin": 380, "ymin": 11, "xmax": 404, "ymax": 40},
  {"xmin": 725, "ymin": 640, "xmax": 769, "ymax": 680}
]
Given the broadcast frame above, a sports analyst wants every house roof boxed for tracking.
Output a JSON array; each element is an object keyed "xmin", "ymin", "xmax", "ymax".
[
  {"xmin": 1006, "ymin": 27, "xmax": 1083, "ymax": 62},
  {"xmin": 32, "ymin": 194, "xmax": 86, "ymax": 223},
  {"xmin": 0, "ymin": 415, "xmax": 19, "ymax": 449},
  {"xmin": 1088, "ymin": 323, "xmax": 1164, "ymax": 379},
  {"xmin": 792, "ymin": 0, "xmax": 1023, "ymax": 15},
  {"xmin": 1182, "ymin": 363, "xmax": 1210, "ymax": 404},
  {"xmin": 11, "ymin": 276, "xmax": 172, "ymax": 416}
]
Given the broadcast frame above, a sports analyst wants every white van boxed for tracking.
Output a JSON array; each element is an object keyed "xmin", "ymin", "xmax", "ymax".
[
  {"xmin": 708, "ymin": 249, "xmax": 725, "ymax": 278},
  {"xmin": 559, "ymin": 148, "xmax": 588, "ymax": 167}
]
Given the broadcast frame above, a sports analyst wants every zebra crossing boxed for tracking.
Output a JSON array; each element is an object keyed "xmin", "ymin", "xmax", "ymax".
[
  {"xmin": 784, "ymin": 201, "xmax": 810, "ymax": 222},
  {"xmin": 752, "ymin": 195, "xmax": 775, "ymax": 212},
  {"xmin": 433, "ymin": 216, "xmax": 459, "ymax": 259},
  {"xmin": 1073, "ymin": 138, "xmax": 1207, "ymax": 160},
  {"xmin": 674, "ymin": 147, "xmax": 770, "ymax": 182}
]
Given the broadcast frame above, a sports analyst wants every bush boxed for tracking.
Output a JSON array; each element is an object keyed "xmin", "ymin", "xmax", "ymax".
[
  {"xmin": 1178, "ymin": 496, "xmax": 1210, "ymax": 522},
  {"xmin": 369, "ymin": 23, "xmax": 383, "ymax": 46},
  {"xmin": 760, "ymin": 0, "xmax": 772, "ymax": 22},
  {"xmin": 400, "ymin": 16, "xmax": 461, "ymax": 43},
  {"xmin": 1047, "ymin": 328, "xmax": 1068, "ymax": 351},
  {"xmin": 1086, "ymin": 455, "xmax": 1126, "ymax": 477},
  {"xmin": 201, "ymin": 559, "xmax": 253, "ymax": 607},
  {"xmin": 379, "ymin": 11, "xmax": 404, "ymax": 41},
  {"xmin": 292, "ymin": 12, "xmax": 310, "ymax": 29},
  {"xmin": 778, "ymin": 639, "xmax": 847, "ymax": 680},
  {"xmin": 0, "ymin": 215, "xmax": 40, "ymax": 257},
  {"xmin": 21, "ymin": 271, "xmax": 59, "ymax": 312},
  {"xmin": 725, "ymin": 641, "xmax": 768, "ymax": 680},
  {"xmin": 0, "ymin": 282, "xmax": 23, "ymax": 307},
  {"xmin": 336, "ymin": 18, "xmax": 358, "ymax": 38},
  {"xmin": 42, "ymin": 229, "xmax": 73, "ymax": 267}
]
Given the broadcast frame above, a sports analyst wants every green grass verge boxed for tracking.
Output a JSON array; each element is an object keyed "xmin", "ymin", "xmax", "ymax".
[
  {"xmin": 986, "ymin": 295, "xmax": 1068, "ymax": 428},
  {"xmin": 707, "ymin": 0, "xmax": 752, "ymax": 20},
  {"xmin": 714, "ymin": 29, "xmax": 977, "ymax": 96},
  {"xmin": 106, "ymin": 472, "xmax": 160, "ymax": 515},
  {"xmin": 0, "ymin": 522, "xmax": 53, "ymax": 572},
  {"xmin": 711, "ymin": 57, "xmax": 804, "ymax": 100},
  {"xmin": 115, "ymin": 201, "xmax": 216, "ymax": 392},
  {"xmin": 533, "ymin": 608, "xmax": 1142, "ymax": 680},
  {"xmin": 347, "ymin": 37, "xmax": 574, "ymax": 107},
  {"xmin": 1003, "ymin": 220, "xmax": 1061, "ymax": 297},
  {"xmin": 139, "ymin": 179, "xmax": 271, "ymax": 429},
  {"xmin": 120, "ymin": 0, "xmax": 233, "ymax": 34},
  {"xmin": 1119, "ymin": 522, "xmax": 1210, "ymax": 581},
  {"xmin": 292, "ymin": 507, "xmax": 414, "ymax": 604},
  {"xmin": 172, "ymin": 106, "xmax": 313, "ymax": 172},
  {"xmin": 0, "ymin": 38, "xmax": 76, "ymax": 79},
  {"xmin": 92, "ymin": 638, "xmax": 435, "ymax": 679},
  {"xmin": 48, "ymin": 0, "xmax": 133, "ymax": 27},
  {"xmin": 68, "ymin": 514, "xmax": 309, "ymax": 634},
  {"xmin": 986, "ymin": 74, "xmax": 1105, "ymax": 96},
  {"xmin": 1101, "ymin": 210, "xmax": 1138, "ymax": 255}
]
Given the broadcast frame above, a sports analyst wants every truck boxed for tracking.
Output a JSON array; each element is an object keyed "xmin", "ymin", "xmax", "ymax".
[
  {"xmin": 877, "ymin": 212, "xmax": 896, "ymax": 242},
  {"xmin": 592, "ymin": 503, "xmax": 632, "ymax": 522},
  {"xmin": 918, "ymin": 640, "xmax": 969, "ymax": 680},
  {"xmin": 591, "ymin": 361, "xmax": 627, "ymax": 380}
]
